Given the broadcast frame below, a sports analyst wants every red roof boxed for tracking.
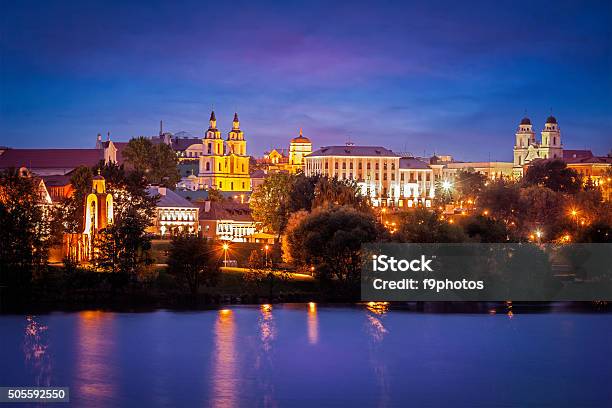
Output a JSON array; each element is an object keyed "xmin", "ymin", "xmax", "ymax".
[
  {"xmin": 0, "ymin": 149, "xmax": 104, "ymax": 170},
  {"xmin": 563, "ymin": 150, "xmax": 593, "ymax": 160},
  {"xmin": 198, "ymin": 201, "xmax": 253, "ymax": 222}
]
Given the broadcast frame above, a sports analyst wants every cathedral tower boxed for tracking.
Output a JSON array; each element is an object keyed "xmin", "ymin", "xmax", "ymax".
[
  {"xmin": 513, "ymin": 117, "xmax": 535, "ymax": 167},
  {"xmin": 540, "ymin": 116, "xmax": 563, "ymax": 159}
]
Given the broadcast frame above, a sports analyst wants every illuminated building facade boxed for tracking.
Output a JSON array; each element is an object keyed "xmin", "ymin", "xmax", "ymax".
[
  {"xmin": 305, "ymin": 144, "xmax": 435, "ymax": 207},
  {"xmin": 178, "ymin": 112, "xmax": 251, "ymax": 192},
  {"xmin": 513, "ymin": 116, "xmax": 563, "ymax": 177},
  {"xmin": 63, "ymin": 173, "xmax": 114, "ymax": 262},
  {"xmin": 146, "ymin": 186, "xmax": 199, "ymax": 236},
  {"xmin": 198, "ymin": 201, "xmax": 257, "ymax": 242},
  {"xmin": 260, "ymin": 129, "xmax": 313, "ymax": 174}
]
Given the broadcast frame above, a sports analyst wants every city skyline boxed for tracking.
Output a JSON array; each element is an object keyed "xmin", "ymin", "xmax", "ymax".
[{"xmin": 1, "ymin": 0, "xmax": 611, "ymax": 161}]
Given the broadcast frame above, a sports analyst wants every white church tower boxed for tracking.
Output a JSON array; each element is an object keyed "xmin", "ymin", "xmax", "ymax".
[{"xmin": 539, "ymin": 115, "xmax": 563, "ymax": 160}]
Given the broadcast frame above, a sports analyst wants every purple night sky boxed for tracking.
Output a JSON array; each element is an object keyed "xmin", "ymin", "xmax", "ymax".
[{"xmin": 1, "ymin": 0, "xmax": 610, "ymax": 160}]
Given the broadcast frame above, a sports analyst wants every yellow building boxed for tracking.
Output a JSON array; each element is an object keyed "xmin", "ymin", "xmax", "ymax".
[
  {"xmin": 288, "ymin": 129, "xmax": 312, "ymax": 173},
  {"xmin": 261, "ymin": 129, "xmax": 313, "ymax": 174},
  {"xmin": 180, "ymin": 112, "xmax": 251, "ymax": 192}
]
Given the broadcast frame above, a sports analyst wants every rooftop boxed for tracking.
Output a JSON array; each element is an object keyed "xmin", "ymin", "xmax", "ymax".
[
  {"xmin": 399, "ymin": 157, "xmax": 430, "ymax": 169},
  {"xmin": 0, "ymin": 148, "xmax": 104, "ymax": 171},
  {"xmin": 308, "ymin": 146, "xmax": 400, "ymax": 157},
  {"xmin": 198, "ymin": 201, "xmax": 253, "ymax": 222},
  {"xmin": 147, "ymin": 186, "xmax": 198, "ymax": 209}
]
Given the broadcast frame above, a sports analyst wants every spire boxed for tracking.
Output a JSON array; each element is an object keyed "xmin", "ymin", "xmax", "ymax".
[
  {"xmin": 208, "ymin": 110, "xmax": 217, "ymax": 130},
  {"xmin": 232, "ymin": 112, "xmax": 240, "ymax": 130},
  {"xmin": 159, "ymin": 120, "xmax": 163, "ymax": 136},
  {"xmin": 299, "ymin": 128, "xmax": 303, "ymax": 136},
  {"xmin": 107, "ymin": 131, "xmax": 110, "ymax": 141},
  {"xmin": 233, "ymin": 112, "xmax": 239, "ymax": 122}
]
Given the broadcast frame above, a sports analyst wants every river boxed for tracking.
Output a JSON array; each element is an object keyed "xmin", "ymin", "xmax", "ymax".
[{"xmin": 1, "ymin": 304, "xmax": 611, "ymax": 407}]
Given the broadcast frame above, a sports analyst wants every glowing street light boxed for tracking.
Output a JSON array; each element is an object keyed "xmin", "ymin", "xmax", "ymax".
[
  {"xmin": 222, "ymin": 243, "xmax": 229, "ymax": 266},
  {"xmin": 534, "ymin": 229, "xmax": 543, "ymax": 244},
  {"xmin": 264, "ymin": 244, "xmax": 270, "ymax": 266},
  {"xmin": 441, "ymin": 180, "xmax": 452, "ymax": 190}
]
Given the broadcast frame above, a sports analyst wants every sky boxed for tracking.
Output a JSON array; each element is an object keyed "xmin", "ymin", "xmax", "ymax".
[{"xmin": 1, "ymin": 0, "xmax": 611, "ymax": 161}]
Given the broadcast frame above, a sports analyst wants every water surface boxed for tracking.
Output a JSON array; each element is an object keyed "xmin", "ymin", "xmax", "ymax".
[{"xmin": 1, "ymin": 305, "xmax": 611, "ymax": 407}]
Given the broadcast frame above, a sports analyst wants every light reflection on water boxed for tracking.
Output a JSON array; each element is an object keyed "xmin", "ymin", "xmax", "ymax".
[
  {"xmin": 76, "ymin": 311, "xmax": 117, "ymax": 406},
  {"xmin": 210, "ymin": 309, "xmax": 237, "ymax": 408},
  {"xmin": 22, "ymin": 315, "xmax": 52, "ymax": 387},
  {"xmin": 1, "ymin": 305, "xmax": 610, "ymax": 407}
]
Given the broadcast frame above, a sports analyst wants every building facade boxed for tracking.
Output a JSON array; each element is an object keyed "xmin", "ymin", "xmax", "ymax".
[
  {"xmin": 304, "ymin": 144, "xmax": 435, "ymax": 207},
  {"xmin": 146, "ymin": 186, "xmax": 199, "ymax": 236},
  {"xmin": 178, "ymin": 112, "xmax": 251, "ymax": 192},
  {"xmin": 259, "ymin": 129, "xmax": 313, "ymax": 174},
  {"xmin": 198, "ymin": 200, "xmax": 257, "ymax": 242},
  {"xmin": 513, "ymin": 116, "xmax": 563, "ymax": 177}
]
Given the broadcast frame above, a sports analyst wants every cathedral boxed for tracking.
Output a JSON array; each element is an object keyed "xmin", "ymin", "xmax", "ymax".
[
  {"xmin": 180, "ymin": 111, "xmax": 251, "ymax": 192},
  {"xmin": 513, "ymin": 115, "xmax": 563, "ymax": 177}
]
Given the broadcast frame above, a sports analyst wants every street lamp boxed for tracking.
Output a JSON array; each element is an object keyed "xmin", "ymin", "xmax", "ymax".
[
  {"xmin": 264, "ymin": 244, "xmax": 269, "ymax": 266},
  {"xmin": 535, "ymin": 229, "xmax": 543, "ymax": 244},
  {"xmin": 222, "ymin": 243, "xmax": 229, "ymax": 267}
]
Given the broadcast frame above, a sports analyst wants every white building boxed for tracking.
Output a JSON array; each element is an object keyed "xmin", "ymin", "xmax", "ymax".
[
  {"xmin": 513, "ymin": 115, "xmax": 563, "ymax": 177},
  {"xmin": 304, "ymin": 144, "xmax": 434, "ymax": 207},
  {"xmin": 146, "ymin": 186, "xmax": 199, "ymax": 236}
]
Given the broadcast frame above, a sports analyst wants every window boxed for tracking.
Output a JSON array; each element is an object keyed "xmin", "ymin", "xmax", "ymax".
[
  {"xmin": 206, "ymin": 162, "xmax": 210, "ymax": 171},
  {"xmin": 349, "ymin": 162, "xmax": 353, "ymax": 170},
  {"xmin": 325, "ymin": 162, "xmax": 329, "ymax": 169},
  {"xmin": 376, "ymin": 163, "xmax": 379, "ymax": 170},
  {"xmin": 342, "ymin": 162, "xmax": 346, "ymax": 169},
  {"xmin": 218, "ymin": 163, "xmax": 221, "ymax": 171},
  {"xmin": 391, "ymin": 173, "xmax": 395, "ymax": 181},
  {"xmin": 207, "ymin": 144, "xmax": 212, "ymax": 154},
  {"xmin": 391, "ymin": 163, "xmax": 395, "ymax": 170},
  {"xmin": 367, "ymin": 163, "xmax": 371, "ymax": 170},
  {"xmin": 358, "ymin": 162, "xmax": 362, "ymax": 170},
  {"xmin": 335, "ymin": 163, "xmax": 338, "ymax": 170}
]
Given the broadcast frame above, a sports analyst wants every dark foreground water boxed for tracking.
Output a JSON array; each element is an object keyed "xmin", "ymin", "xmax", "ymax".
[{"xmin": 1, "ymin": 304, "xmax": 611, "ymax": 407}]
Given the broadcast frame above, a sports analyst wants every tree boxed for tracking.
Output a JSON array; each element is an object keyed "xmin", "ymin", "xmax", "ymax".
[
  {"xmin": 281, "ymin": 210, "xmax": 309, "ymax": 264},
  {"xmin": 167, "ymin": 236, "xmax": 219, "ymax": 295},
  {"xmin": 0, "ymin": 169, "xmax": 50, "ymax": 285},
  {"xmin": 122, "ymin": 137, "xmax": 179, "ymax": 187},
  {"xmin": 454, "ymin": 170, "xmax": 486, "ymax": 202},
  {"xmin": 244, "ymin": 249, "xmax": 290, "ymax": 301},
  {"xmin": 288, "ymin": 173, "xmax": 320, "ymax": 212},
  {"xmin": 312, "ymin": 176, "xmax": 369, "ymax": 211},
  {"xmin": 285, "ymin": 206, "xmax": 380, "ymax": 298},
  {"xmin": 519, "ymin": 186, "xmax": 564, "ymax": 231},
  {"xmin": 250, "ymin": 172, "xmax": 294, "ymax": 237},
  {"xmin": 94, "ymin": 207, "xmax": 153, "ymax": 276},
  {"xmin": 462, "ymin": 215, "xmax": 513, "ymax": 243},
  {"xmin": 523, "ymin": 159, "xmax": 582, "ymax": 194},
  {"xmin": 477, "ymin": 179, "xmax": 522, "ymax": 226},
  {"xmin": 396, "ymin": 208, "xmax": 466, "ymax": 243}
]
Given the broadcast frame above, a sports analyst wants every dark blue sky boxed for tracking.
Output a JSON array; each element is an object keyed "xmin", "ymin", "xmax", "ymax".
[{"xmin": 1, "ymin": 0, "xmax": 611, "ymax": 160}]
